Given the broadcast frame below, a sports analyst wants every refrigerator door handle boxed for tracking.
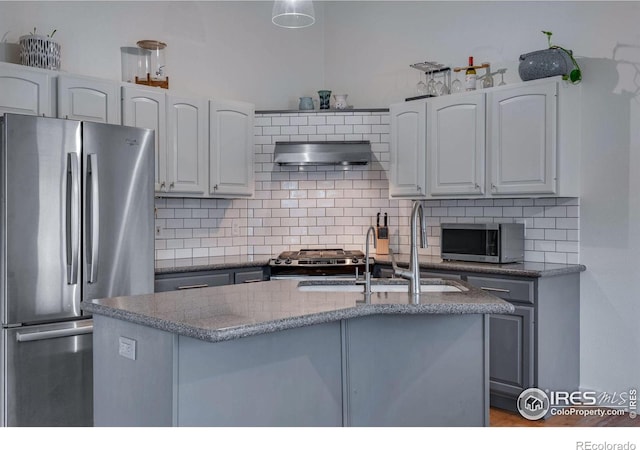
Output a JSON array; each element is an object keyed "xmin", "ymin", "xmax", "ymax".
[
  {"xmin": 87, "ymin": 153, "xmax": 100, "ymax": 284},
  {"xmin": 16, "ymin": 324, "xmax": 93, "ymax": 342},
  {"xmin": 66, "ymin": 153, "xmax": 80, "ymax": 285}
]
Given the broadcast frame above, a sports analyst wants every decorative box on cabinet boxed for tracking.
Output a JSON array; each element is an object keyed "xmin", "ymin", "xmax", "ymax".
[
  {"xmin": 57, "ymin": 74, "xmax": 120, "ymax": 124},
  {"xmin": 0, "ymin": 62, "xmax": 55, "ymax": 117}
]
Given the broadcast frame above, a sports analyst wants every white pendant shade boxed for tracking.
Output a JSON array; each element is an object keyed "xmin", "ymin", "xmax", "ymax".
[{"xmin": 272, "ymin": 0, "xmax": 315, "ymax": 28}]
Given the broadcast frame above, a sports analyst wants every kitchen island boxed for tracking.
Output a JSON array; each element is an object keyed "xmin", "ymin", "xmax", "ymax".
[{"xmin": 83, "ymin": 279, "xmax": 513, "ymax": 427}]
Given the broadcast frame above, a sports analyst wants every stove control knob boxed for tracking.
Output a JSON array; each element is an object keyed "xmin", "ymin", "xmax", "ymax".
[
  {"xmin": 274, "ymin": 259, "xmax": 282, "ymax": 265},
  {"xmin": 352, "ymin": 258, "xmax": 359, "ymax": 264},
  {"xmin": 284, "ymin": 258, "xmax": 292, "ymax": 265}
]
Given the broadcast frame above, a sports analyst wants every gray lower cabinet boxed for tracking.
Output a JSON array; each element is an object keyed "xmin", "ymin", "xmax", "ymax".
[
  {"xmin": 155, "ymin": 267, "xmax": 269, "ymax": 292},
  {"xmin": 488, "ymin": 306, "xmax": 534, "ymax": 399},
  {"xmin": 373, "ymin": 263, "xmax": 580, "ymax": 412}
]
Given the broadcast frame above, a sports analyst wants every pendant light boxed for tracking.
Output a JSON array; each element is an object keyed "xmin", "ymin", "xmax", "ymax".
[{"xmin": 272, "ymin": 0, "xmax": 315, "ymax": 28}]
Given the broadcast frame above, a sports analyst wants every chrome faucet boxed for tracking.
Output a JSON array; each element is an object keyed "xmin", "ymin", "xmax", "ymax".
[
  {"xmin": 391, "ymin": 201, "xmax": 427, "ymax": 296},
  {"xmin": 362, "ymin": 226, "xmax": 377, "ymax": 294}
]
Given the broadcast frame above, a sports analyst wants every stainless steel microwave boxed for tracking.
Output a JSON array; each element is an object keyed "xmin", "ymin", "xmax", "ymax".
[{"xmin": 440, "ymin": 223, "xmax": 525, "ymax": 263}]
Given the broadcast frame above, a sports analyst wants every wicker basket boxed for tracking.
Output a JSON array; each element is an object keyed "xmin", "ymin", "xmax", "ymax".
[{"xmin": 19, "ymin": 35, "xmax": 60, "ymax": 70}]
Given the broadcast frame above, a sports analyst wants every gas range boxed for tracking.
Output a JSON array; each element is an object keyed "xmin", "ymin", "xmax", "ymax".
[{"xmin": 269, "ymin": 248, "xmax": 370, "ymax": 278}]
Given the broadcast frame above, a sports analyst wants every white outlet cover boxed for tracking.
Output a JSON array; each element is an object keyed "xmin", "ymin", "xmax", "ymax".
[{"xmin": 118, "ymin": 336, "xmax": 137, "ymax": 360}]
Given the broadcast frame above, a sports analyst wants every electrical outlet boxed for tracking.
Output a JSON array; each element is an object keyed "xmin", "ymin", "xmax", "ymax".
[
  {"xmin": 118, "ymin": 336, "xmax": 136, "ymax": 360},
  {"xmin": 156, "ymin": 225, "xmax": 162, "ymax": 236},
  {"xmin": 232, "ymin": 219, "xmax": 240, "ymax": 236}
]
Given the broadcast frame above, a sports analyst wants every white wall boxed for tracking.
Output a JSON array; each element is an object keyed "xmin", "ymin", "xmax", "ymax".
[
  {"xmin": 0, "ymin": 1, "xmax": 326, "ymax": 109},
  {"xmin": 2, "ymin": 0, "xmax": 638, "ymax": 400}
]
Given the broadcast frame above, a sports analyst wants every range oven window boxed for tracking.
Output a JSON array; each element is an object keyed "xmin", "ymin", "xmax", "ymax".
[{"xmin": 442, "ymin": 229, "xmax": 499, "ymax": 257}]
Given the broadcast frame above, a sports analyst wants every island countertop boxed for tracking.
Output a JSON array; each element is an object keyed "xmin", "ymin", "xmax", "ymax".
[{"xmin": 82, "ymin": 279, "xmax": 514, "ymax": 343}]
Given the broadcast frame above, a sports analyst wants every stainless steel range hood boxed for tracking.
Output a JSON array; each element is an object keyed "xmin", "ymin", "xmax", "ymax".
[{"xmin": 274, "ymin": 141, "xmax": 371, "ymax": 166}]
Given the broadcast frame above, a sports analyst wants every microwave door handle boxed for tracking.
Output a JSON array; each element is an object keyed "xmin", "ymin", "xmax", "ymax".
[
  {"xmin": 66, "ymin": 154, "xmax": 80, "ymax": 285},
  {"xmin": 87, "ymin": 154, "xmax": 100, "ymax": 284}
]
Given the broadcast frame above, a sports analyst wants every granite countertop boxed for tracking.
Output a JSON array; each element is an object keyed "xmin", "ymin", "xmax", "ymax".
[
  {"xmin": 373, "ymin": 254, "xmax": 586, "ymax": 278},
  {"xmin": 155, "ymin": 255, "xmax": 271, "ymax": 274},
  {"xmin": 83, "ymin": 279, "xmax": 514, "ymax": 343},
  {"xmin": 155, "ymin": 253, "xmax": 586, "ymax": 278}
]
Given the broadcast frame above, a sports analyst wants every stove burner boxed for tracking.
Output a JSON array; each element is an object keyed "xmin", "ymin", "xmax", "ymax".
[{"xmin": 269, "ymin": 248, "xmax": 369, "ymax": 276}]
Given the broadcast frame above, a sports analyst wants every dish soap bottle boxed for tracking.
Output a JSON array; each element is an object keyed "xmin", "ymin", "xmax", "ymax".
[{"xmin": 465, "ymin": 56, "xmax": 477, "ymax": 91}]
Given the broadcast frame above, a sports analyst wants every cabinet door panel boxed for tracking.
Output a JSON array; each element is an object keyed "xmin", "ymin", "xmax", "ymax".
[
  {"xmin": 489, "ymin": 305, "xmax": 534, "ymax": 397},
  {"xmin": 488, "ymin": 82, "xmax": 557, "ymax": 195},
  {"xmin": 0, "ymin": 64, "xmax": 53, "ymax": 117},
  {"xmin": 427, "ymin": 94, "xmax": 485, "ymax": 196},
  {"xmin": 58, "ymin": 75, "xmax": 120, "ymax": 124},
  {"xmin": 122, "ymin": 86, "xmax": 166, "ymax": 192},
  {"xmin": 166, "ymin": 96, "xmax": 208, "ymax": 195},
  {"xmin": 389, "ymin": 101, "xmax": 426, "ymax": 198},
  {"xmin": 209, "ymin": 100, "xmax": 254, "ymax": 197}
]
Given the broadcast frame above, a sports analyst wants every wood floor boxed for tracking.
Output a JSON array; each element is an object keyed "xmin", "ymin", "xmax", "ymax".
[{"xmin": 490, "ymin": 407, "xmax": 639, "ymax": 427}]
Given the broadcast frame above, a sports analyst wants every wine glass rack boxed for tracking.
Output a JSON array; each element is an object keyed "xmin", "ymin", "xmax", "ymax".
[{"xmin": 409, "ymin": 61, "xmax": 452, "ymax": 99}]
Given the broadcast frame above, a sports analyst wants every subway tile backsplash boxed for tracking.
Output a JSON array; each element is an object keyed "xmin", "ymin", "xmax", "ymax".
[{"xmin": 155, "ymin": 111, "xmax": 580, "ymax": 264}]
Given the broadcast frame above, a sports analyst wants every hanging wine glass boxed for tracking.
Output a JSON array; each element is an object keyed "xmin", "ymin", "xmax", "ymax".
[
  {"xmin": 427, "ymin": 71, "xmax": 436, "ymax": 96},
  {"xmin": 482, "ymin": 72, "xmax": 494, "ymax": 89},
  {"xmin": 451, "ymin": 72, "xmax": 462, "ymax": 93},
  {"xmin": 416, "ymin": 73, "xmax": 428, "ymax": 96}
]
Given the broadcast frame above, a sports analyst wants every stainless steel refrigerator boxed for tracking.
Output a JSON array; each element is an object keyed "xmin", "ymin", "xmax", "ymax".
[{"xmin": 0, "ymin": 113, "xmax": 154, "ymax": 426}]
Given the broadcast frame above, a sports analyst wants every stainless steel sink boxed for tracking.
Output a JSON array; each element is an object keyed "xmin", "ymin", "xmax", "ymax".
[{"xmin": 297, "ymin": 278, "xmax": 466, "ymax": 293}]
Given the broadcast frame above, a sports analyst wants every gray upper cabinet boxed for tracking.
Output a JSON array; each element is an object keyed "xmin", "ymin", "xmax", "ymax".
[
  {"xmin": 427, "ymin": 92, "xmax": 485, "ymax": 196},
  {"xmin": 122, "ymin": 87, "xmax": 209, "ymax": 196},
  {"xmin": 209, "ymin": 99, "xmax": 254, "ymax": 198},
  {"xmin": 487, "ymin": 82, "xmax": 557, "ymax": 195},
  {"xmin": 166, "ymin": 95, "xmax": 209, "ymax": 195},
  {"xmin": 0, "ymin": 62, "xmax": 55, "ymax": 117},
  {"xmin": 57, "ymin": 74, "xmax": 120, "ymax": 124},
  {"xmin": 121, "ymin": 85, "xmax": 166, "ymax": 193},
  {"xmin": 388, "ymin": 77, "xmax": 580, "ymax": 200},
  {"xmin": 389, "ymin": 100, "xmax": 427, "ymax": 198}
]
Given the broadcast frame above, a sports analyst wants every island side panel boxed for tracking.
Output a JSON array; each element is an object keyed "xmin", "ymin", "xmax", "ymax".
[
  {"xmin": 93, "ymin": 315, "xmax": 177, "ymax": 426},
  {"xmin": 345, "ymin": 314, "xmax": 488, "ymax": 427},
  {"xmin": 176, "ymin": 322, "xmax": 343, "ymax": 426}
]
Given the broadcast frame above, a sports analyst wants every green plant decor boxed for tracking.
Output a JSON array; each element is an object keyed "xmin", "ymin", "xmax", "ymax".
[
  {"xmin": 542, "ymin": 30, "xmax": 581, "ymax": 84},
  {"xmin": 30, "ymin": 27, "xmax": 57, "ymax": 38}
]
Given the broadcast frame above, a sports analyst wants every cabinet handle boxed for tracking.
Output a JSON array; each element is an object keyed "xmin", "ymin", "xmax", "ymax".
[
  {"xmin": 177, "ymin": 283, "xmax": 209, "ymax": 290},
  {"xmin": 213, "ymin": 184, "xmax": 218, "ymax": 190},
  {"xmin": 491, "ymin": 183, "xmax": 497, "ymax": 191},
  {"xmin": 475, "ymin": 183, "xmax": 480, "ymax": 190},
  {"xmin": 169, "ymin": 181, "xmax": 174, "ymax": 190},
  {"xmin": 242, "ymin": 279, "xmax": 263, "ymax": 283},
  {"xmin": 480, "ymin": 286, "xmax": 511, "ymax": 294},
  {"xmin": 160, "ymin": 181, "xmax": 166, "ymax": 191},
  {"xmin": 417, "ymin": 185, "xmax": 422, "ymax": 192}
]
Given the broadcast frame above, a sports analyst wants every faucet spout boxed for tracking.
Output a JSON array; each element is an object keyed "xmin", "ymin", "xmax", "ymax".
[
  {"xmin": 392, "ymin": 201, "xmax": 427, "ymax": 297},
  {"xmin": 363, "ymin": 226, "xmax": 377, "ymax": 295}
]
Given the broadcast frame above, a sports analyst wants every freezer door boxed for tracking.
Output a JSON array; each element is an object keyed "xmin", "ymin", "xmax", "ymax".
[
  {"xmin": 82, "ymin": 122, "xmax": 154, "ymax": 302},
  {"xmin": 1, "ymin": 320, "xmax": 93, "ymax": 426},
  {"xmin": 1, "ymin": 114, "xmax": 82, "ymax": 325}
]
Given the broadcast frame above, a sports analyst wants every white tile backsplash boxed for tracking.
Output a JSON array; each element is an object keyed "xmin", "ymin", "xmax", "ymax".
[{"xmin": 155, "ymin": 111, "xmax": 580, "ymax": 263}]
